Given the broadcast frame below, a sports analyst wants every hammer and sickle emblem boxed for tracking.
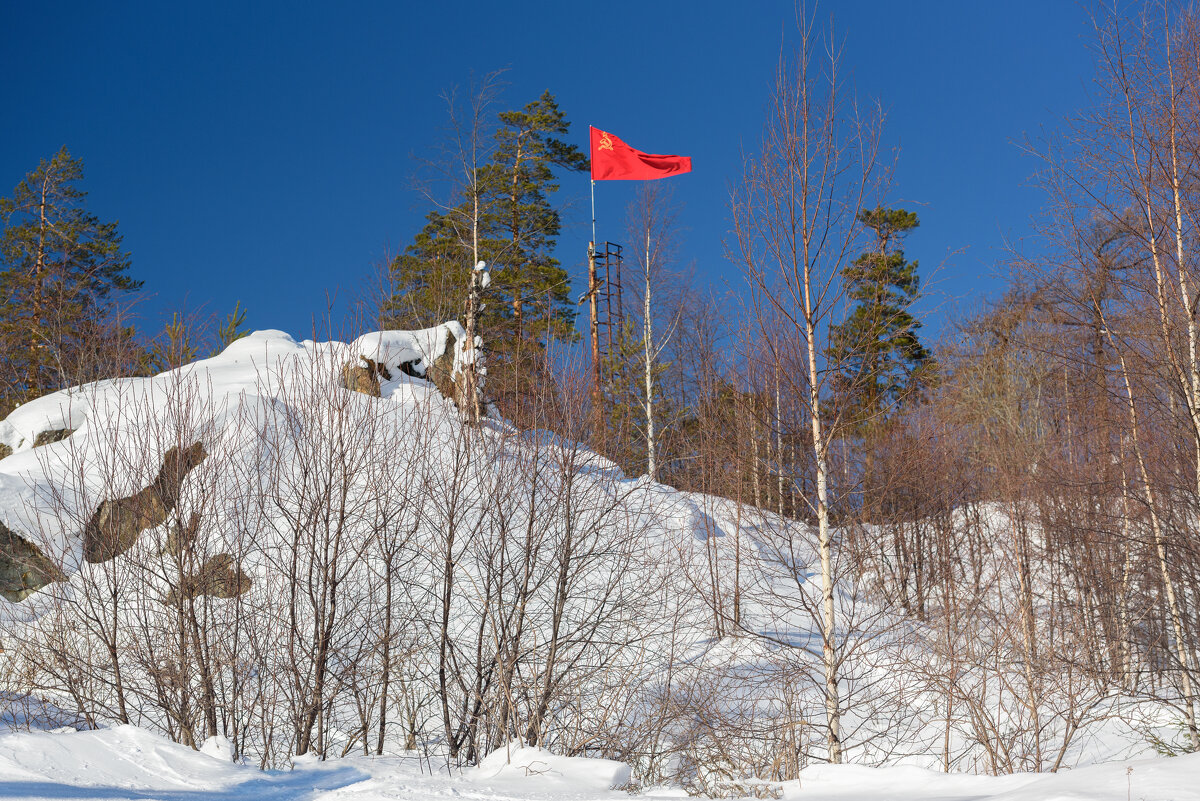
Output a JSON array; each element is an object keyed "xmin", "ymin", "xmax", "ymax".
[{"xmin": 599, "ymin": 132, "xmax": 614, "ymax": 151}]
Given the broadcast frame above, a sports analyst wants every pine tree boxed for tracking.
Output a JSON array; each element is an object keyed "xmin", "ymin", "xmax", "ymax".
[
  {"xmin": 483, "ymin": 90, "xmax": 589, "ymax": 344},
  {"xmin": 0, "ymin": 147, "xmax": 142, "ymax": 410},
  {"xmin": 382, "ymin": 212, "xmax": 469, "ymax": 330},
  {"xmin": 214, "ymin": 301, "xmax": 249, "ymax": 353},
  {"xmin": 827, "ymin": 206, "xmax": 932, "ymax": 433},
  {"xmin": 383, "ymin": 91, "xmax": 587, "ymax": 417},
  {"xmin": 147, "ymin": 313, "xmax": 200, "ymax": 373},
  {"xmin": 142, "ymin": 303, "xmax": 250, "ymax": 375}
]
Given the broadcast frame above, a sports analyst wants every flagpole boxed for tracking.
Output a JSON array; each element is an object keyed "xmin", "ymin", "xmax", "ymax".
[{"xmin": 590, "ymin": 179, "xmax": 597, "ymax": 245}]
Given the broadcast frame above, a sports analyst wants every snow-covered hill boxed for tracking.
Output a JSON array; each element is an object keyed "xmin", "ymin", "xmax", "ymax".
[
  {"xmin": 0, "ymin": 328, "xmax": 746, "ymax": 774},
  {"xmin": 0, "ymin": 327, "xmax": 1188, "ymax": 795}
]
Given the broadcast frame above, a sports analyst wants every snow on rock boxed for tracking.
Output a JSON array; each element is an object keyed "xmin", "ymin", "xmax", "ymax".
[
  {"xmin": 350, "ymin": 322, "xmax": 468, "ymax": 379},
  {"xmin": 0, "ymin": 381, "xmax": 110, "ymax": 455},
  {"xmin": 471, "ymin": 742, "xmax": 633, "ymax": 792},
  {"xmin": 0, "ymin": 326, "xmax": 470, "ymax": 595}
]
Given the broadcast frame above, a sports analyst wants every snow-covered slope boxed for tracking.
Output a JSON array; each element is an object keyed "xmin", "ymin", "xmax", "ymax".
[
  {"xmin": 0, "ymin": 327, "xmax": 1186, "ymax": 794},
  {"xmin": 0, "ymin": 325, "xmax": 468, "ymax": 570},
  {"xmin": 0, "ymin": 328, "xmax": 738, "ymax": 773}
]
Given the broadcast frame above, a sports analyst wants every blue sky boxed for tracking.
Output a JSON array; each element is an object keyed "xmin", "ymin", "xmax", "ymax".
[{"xmin": 1, "ymin": 1, "xmax": 1094, "ymax": 343}]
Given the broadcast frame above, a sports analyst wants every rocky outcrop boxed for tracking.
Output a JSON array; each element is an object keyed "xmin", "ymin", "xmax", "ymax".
[
  {"xmin": 164, "ymin": 553, "xmax": 250, "ymax": 605},
  {"xmin": 161, "ymin": 512, "xmax": 201, "ymax": 559},
  {"xmin": 426, "ymin": 329, "xmax": 459, "ymax": 404},
  {"xmin": 341, "ymin": 356, "xmax": 393, "ymax": 397},
  {"xmin": 0, "ymin": 522, "xmax": 65, "ymax": 602},
  {"xmin": 0, "ymin": 444, "xmax": 11, "ymax": 460},
  {"xmin": 83, "ymin": 442, "xmax": 208, "ymax": 564},
  {"xmin": 158, "ymin": 513, "xmax": 252, "ymax": 605},
  {"xmin": 343, "ymin": 333, "xmax": 462, "ymax": 405},
  {"xmin": 33, "ymin": 428, "xmax": 74, "ymax": 448},
  {"xmin": 341, "ymin": 363, "xmax": 379, "ymax": 396}
]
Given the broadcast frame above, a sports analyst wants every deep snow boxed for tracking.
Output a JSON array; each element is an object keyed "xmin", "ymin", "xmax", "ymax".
[
  {"xmin": 0, "ymin": 724, "xmax": 1198, "ymax": 801},
  {"xmin": 0, "ymin": 328, "xmax": 1194, "ymax": 796}
]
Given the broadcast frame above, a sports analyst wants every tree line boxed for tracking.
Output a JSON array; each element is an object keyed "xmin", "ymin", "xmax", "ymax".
[{"xmin": 0, "ymin": 147, "xmax": 250, "ymax": 418}]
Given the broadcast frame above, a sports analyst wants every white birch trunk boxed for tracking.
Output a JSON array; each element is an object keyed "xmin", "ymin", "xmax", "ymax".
[
  {"xmin": 644, "ymin": 229, "xmax": 656, "ymax": 481},
  {"xmin": 460, "ymin": 188, "xmax": 482, "ymax": 425},
  {"xmin": 1109, "ymin": 323, "xmax": 1199, "ymax": 748},
  {"xmin": 804, "ymin": 280, "xmax": 841, "ymax": 763},
  {"xmin": 1114, "ymin": 45, "xmax": 1200, "ymax": 744}
]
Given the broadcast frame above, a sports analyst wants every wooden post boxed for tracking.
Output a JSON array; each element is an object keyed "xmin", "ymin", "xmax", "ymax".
[{"xmin": 588, "ymin": 241, "xmax": 602, "ymax": 426}]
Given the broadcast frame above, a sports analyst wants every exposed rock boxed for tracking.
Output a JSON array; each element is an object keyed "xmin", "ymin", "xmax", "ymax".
[
  {"xmin": 364, "ymin": 356, "xmax": 392, "ymax": 381},
  {"xmin": 426, "ymin": 329, "xmax": 459, "ymax": 403},
  {"xmin": 0, "ymin": 521, "xmax": 65, "ymax": 602},
  {"xmin": 341, "ymin": 355, "xmax": 392, "ymax": 397},
  {"xmin": 348, "ymin": 335, "xmax": 459, "ymax": 402},
  {"xmin": 164, "ymin": 553, "xmax": 251, "ymax": 605},
  {"xmin": 83, "ymin": 442, "xmax": 208, "ymax": 564},
  {"xmin": 160, "ymin": 511, "xmax": 202, "ymax": 558},
  {"xmin": 341, "ymin": 364, "xmax": 380, "ymax": 396},
  {"xmin": 33, "ymin": 428, "xmax": 74, "ymax": 448},
  {"xmin": 0, "ymin": 444, "xmax": 11, "ymax": 460}
]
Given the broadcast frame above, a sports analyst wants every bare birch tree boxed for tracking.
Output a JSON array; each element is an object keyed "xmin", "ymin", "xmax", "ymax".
[{"xmin": 731, "ymin": 11, "xmax": 880, "ymax": 762}]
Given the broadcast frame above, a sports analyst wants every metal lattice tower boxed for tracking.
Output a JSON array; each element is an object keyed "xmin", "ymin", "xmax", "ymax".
[{"xmin": 584, "ymin": 241, "xmax": 624, "ymax": 408}]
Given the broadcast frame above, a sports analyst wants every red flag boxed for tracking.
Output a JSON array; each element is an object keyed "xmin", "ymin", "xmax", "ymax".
[{"xmin": 590, "ymin": 126, "xmax": 692, "ymax": 181}]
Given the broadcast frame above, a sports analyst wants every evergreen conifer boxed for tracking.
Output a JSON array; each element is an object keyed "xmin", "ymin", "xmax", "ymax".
[
  {"xmin": 383, "ymin": 91, "xmax": 587, "ymax": 416},
  {"xmin": 827, "ymin": 206, "xmax": 932, "ymax": 432},
  {"xmin": 0, "ymin": 147, "xmax": 141, "ymax": 410}
]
